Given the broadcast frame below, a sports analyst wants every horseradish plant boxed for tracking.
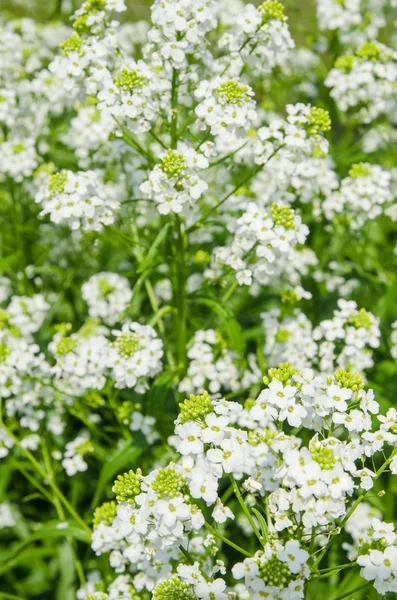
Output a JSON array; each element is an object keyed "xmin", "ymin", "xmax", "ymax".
[{"xmin": 0, "ymin": 0, "xmax": 397, "ymax": 599}]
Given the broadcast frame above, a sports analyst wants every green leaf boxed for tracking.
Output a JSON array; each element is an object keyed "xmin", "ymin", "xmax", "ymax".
[
  {"xmin": 0, "ymin": 521, "xmax": 90, "ymax": 573},
  {"xmin": 91, "ymin": 439, "xmax": 147, "ymax": 508},
  {"xmin": 137, "ymin": 222, "xmax": 171, "ymax": 274},
  {"xmin": 251, "ymin": 507, "xmax": 269, "ymax": 542},
  {"xmin": 191, "ymin": 296, "xmax": 245, "ymax": 357},
  {"xmin": 56, "ymin": 541, "xmax": 75, "ymax": 600}
]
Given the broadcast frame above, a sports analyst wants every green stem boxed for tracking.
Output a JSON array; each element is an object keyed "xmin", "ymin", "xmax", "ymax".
[
  {"xmin": 42, "ymin": 440, "xmax": 86, "ymax": 586},
  {"xmin": 16, "ymin": 465, "xmax": 54, "ymax": 503},
  {"xmin": 204, "ymin": 521, "xmax": 252, "ymax": 557},
  {"xmin": 222, "ymin": 281, "xmax": 238, "ymax": 303},
  {"xmin": 0, "ymin": 422, "xmax": 91, "ymax": 538},
  {"xmin": 174, "ymin": 216, "xmax": 187, "ymax": 372},
  {"xmin": 313, "ymin": 563, "xmax": 357, "ymax": 579},
  {"xmin": 230, "ymin": 475, "xmax": 263, "ymax": 545},
  {"xmin": 187, "ymin": 164, "xmax": 264, "ymax": 234},
  {"xmin": 179, "ymin": 546, "xmax": 210, "ymax": 581}
]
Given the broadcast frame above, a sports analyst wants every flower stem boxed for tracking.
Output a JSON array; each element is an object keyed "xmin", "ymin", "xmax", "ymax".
[
  {"xmin": 0, "ymin": 420, "xmax": 91, "ymax": 538},
  {"xmin": 204, "ymin": 521, "xmax": 252, "ymax": 557},
  {"xmin": 230, "ymin": 475, "xmax": 263, "ymax": 545},
  {"xmin": 174, "ymin": 215, "xmax": 187, "ymax": 373}
]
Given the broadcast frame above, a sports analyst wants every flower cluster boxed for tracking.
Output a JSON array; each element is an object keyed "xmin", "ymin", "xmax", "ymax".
[
  {"xmin": 326, "ymin": 41, "xmax": 397, "ymax": 124},
  {"xmin": 50, "ymin": 319, "xmax": 163, "ymax": 394},
  {"xmin": 323, "ymin": 162, "xmax": 394, "ymax": 228},
  {"xmin": 262, "ymin": 299, "xmax": 381, "ymax": 375},
  {"xmin": 140, "ymin": 145, "xmax": 209, "ymax": 215},
  {"xmin": 82, "ymin": 273, "xmax": 132, "ymax": 325},
  {"xmin": 35, "ymin": 170, "xmax": 121, "ymax": 231},
  {"xmin": 88, "ymin": 369, "xmax": 397, "ymax": 596},
  {"xmin": 211, "ymin": 201, "xmax": 309, "ymax": 286},
  {"xmin": 179, "ymin": 329, "xmax": 259, "ymax": 394},
  {"xmin": 316, "ymin": 0, "xmax": 389, "ymax": 45}
]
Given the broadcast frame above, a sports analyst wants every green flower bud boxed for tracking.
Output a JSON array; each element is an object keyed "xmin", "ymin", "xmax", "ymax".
[
  {"xmin": 112, "ymin": 469, "xmax": 142, "ymax": 504},
  {"xmin": 153, "ymin": 575, "xmax": 196, "ymax": 600},
  {"xmin": 93, "ymin": 501, "xmax": 117, "ymax": 528},
  {"xmin": 179, "ymin": 391, "xmax": 213, "ymax": 423},
  {"xmin": 151, "ymin": 467, "xmax": 185, "ymax": 499}
]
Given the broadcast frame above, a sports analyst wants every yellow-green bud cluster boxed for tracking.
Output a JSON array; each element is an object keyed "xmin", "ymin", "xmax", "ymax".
[
  {"xmin": 97, "ymin": 278, "xmax": 115, "ymax": 297},
  {"xmin": 263, "ymin": 363, "xmax": 298, "ymax": 386},
  {"xmin": 348, "ymin": 163, "xmax": 372, "ymax": 178},
  {"xmin": 112, "ymin": 469, "xmax": 142, "ymax": 504},
  {"xmin": 74, "ymin": 439, "xmax": 94, "ymax": 456},
  {"xmin": 85, "ymin": 595, "xmax": 107, "ymax": 600},
  {"xmin": 335, "ymin": 42, "xmax": 390, "ymax": 74},
  {"xmin": 248, "ymin": 428, "xmax": 276, "ymax": 446},
  {"xmin": 281, "ymin": 290, "xmax": 300, "ymax": 306},
  {"xmin": 333, "ymin": 369, "xmax": 364, "ymax": 392},
  {"xmin": 153, "ymin": 576, "xmax": 196, "ymax": 600},
  {"xmin": 259, "ymin": 555, "xmax": 292, "ymax": 587},
  {"xmin": 311, "ymin": 444, "xmax": 337, "ymax": 470},
  {"xmin": 151, "ymin": 467, "xmax": 185, "ymax": 499},
  {"xmin": 84, "ymin": 391, "xmax": 105, "ymax": 409},
  {"xmin": 0, "ymin": 309, "xmax": 10, "ymax": 330},
  {"xmin": 73, "ymin": 0, "xmax": 106, "ymax": 33},
  {"xmin": 48, "ymin": 172, "xmax": 67, "ymax": 195},
  {"xmin": 60, "ymin": 34, "xmax": 82, "ymax": 56},
  {"xmin": 259, "ymin": 1, "xmax": 287, "ymax": 23},
  {"xmin": 218, "ymin": 80, "xmax": 250, "ymax": 105},
  {"xmin": 270, "ymin": 203, "xmax": 295, "ymax": 229},
  {"xmin": 159, "ymin": 150, "xmax": 187, "ymax": 179},
  {"xmin": 118, "ymin": 400, "xmax": 134, "ymax": 424},
  {"xmin": 115, "ymin": 333, "xmax": 139, "ymax": 358},
  {"xmin": 93, "ymin": 500, "xmax": 117, "ymax": 528},
  {"xmin": 55, "ymin": 336, "xmax": 77, "ymax": 357},
  {"xmin": 307, "ymin": 107, "xmax": 331, "ymax": 136},
  {"xmin": 244, "ymin": 398, "xmax": 255, "ymax": 410},
  {"xmin": 349, "ymin": 308, "xmax": 372, "ymax": 329},
  {"xmin": 79, "ymin": 318, "xmax": 100, "ymax": 338},
  {"xmin": 0, "ymin": 343, "xmax": 11, "ymax": 362},
  {"xmin": 275, "ymin": 328, "xmax": 291, "ymax": 343},
  {"xmin": 334, "ymin": 55, "xmax": 355, "ymax": 73},
  {"xmin": 193, "ymin": 250, "xmax": 211, "ymax": 266},
  {"xmin": 12, "ymin": 143, "xmax": 26, "ymax": 154},
  {"xmin": 179, "ymin": 391, "xmax": 213, "ymax": 423},
  {"xmin": 0, "ymin": 309, "xmax": 20, "ymax": 338},
  {"xmin": 114, "ymin": 69, "xmax": 147, "ymax": 92},
  {"xmin": 356, "ymin": 41, "xmax": 384, "ymax": 61}
]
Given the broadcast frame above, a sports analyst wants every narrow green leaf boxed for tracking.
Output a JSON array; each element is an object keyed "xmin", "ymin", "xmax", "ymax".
[
  {"xmin": 252, "ymin": 507, "xmax": 269, "ymax": 542},
  {"xmin": 56, "ymin": 541, "xmax": 75, "ymax": 600},
  {"xmin": 137, "ymin": 222, "xmax": 171, "ymax": 274}
]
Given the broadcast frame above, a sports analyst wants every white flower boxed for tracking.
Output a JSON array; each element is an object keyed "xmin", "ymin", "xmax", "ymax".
[
  {"xmin": 82, "ymin": 273, "xmax": 131, "ymax": 325},
  {"xmin": 212, "ymin": 500, "xmax": 235, "ymax": 524},
  {"xmin": 277, "ymin": 540, "xmax": 309, "ymax": 574},
  {"xmin": 196, "ymin": 579, "xmax": 227, "ymax": 599},
  {"xmin": 174, "ymin": 422, "xmax": 204, "ymax": 455}
]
